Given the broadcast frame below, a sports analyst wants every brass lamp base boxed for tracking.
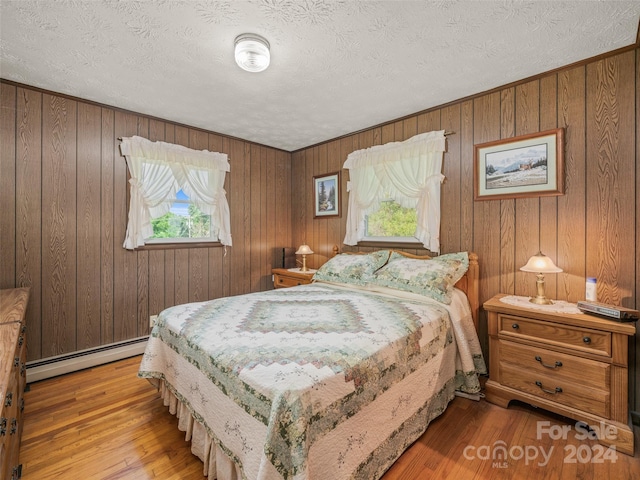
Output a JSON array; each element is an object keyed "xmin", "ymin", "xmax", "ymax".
[
  {"xmin": 529, "ymin": 273, "xmax": 554, "ymax": 305},
  {"xmin": 529, "ymin": 295, "xmax": 553, "ymax": 305},
  {"xmin": 300, "ymin": 255, "xmax": 309, "ymax": 272}
]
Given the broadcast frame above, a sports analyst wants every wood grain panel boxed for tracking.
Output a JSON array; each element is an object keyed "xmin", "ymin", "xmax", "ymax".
[
  {"xmin": 250, "ymin": 144, "xmax": 263, "ymax": 292},
  {"xmin": 260, "ymin": 147, "xmax": 269, "ymax": 291},
  {"xmin": 0, "ymin": 83, "xmax": 16, "ymax": 289},
  {"xmin": 187, "ymin": 248, "xmax": 208, "ymax": 303},
  {"xmin": 41, "ymin": 94, "xmax": 77, "ymax": 357},
  {"xmin": 174, "ymin": 249, "xmax": 189, "ymax": 306},
  {"xmin": 242, "ymin": 142, "xmax": 252, "ymax": 292},
  {"xmin": 275, "ymin": 149, "xmax": 292, "ymax": 264},
  {"xmin": 557, "ymin": 66, "xmax": 587, "ymax": 303},
  {"xmin": 403, "ymin": 115, "xmax": 417, "ymax": 139},
  {"xmin": 539, "ymin": 75, "xmax": 559, "ymax": 300},
  {"xmin": 76, "ymin": 102, "xmax": 102, "ymax": 349},
  {"xmin": 514, "ymin": 81, "xmax": 542, "ymax": 298},
  {"xmin": 586, "ymin": 52, "xmax": 635, "ymax": 307},
  {"xmin": 264, "ymin": 147, "xmax": 275, "ymax": 287},
  {"xmin": 499, "ymin": 87, "xmax": 516, "ymax": 295},
  {"xmin": 100, "ymin": 108, "xmax": 115, "ymax": 345},
  {"xmin": 473, "ymin": 93, "xmax": 502, "ymax": 303},
  {"xmin": 15, "ymin": 88, "xmax": 42, "ymax": 360},
  {"xmin": 459, "ymin": 100, "xmax": 474, "ymax": 254},
  {"xmin": 291, "ymin": 150, "xmax": 306, "ymax": 251},
  {"xmin": 441, "ymin": 104, "xmax": 461, "ymax": 254},
  {"xmin": 416, "ymin": 110, "xmax": 439, "ymax": 136},
  {"xmin": 303, "ymin": 149, "xmax": 313, "ymax": 264},
  {"xmin": 137, "ymin": 248, "xmax": 149, "ymax": 335},
  {"xmin": 112, "ymin": 111, "xmax": 138, "ymax": 342}
]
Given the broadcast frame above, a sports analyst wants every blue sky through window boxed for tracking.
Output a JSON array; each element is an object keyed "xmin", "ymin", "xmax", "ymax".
[{"xmin": 170, "ymin": 189, "xmax": 190, "ymax": 217}]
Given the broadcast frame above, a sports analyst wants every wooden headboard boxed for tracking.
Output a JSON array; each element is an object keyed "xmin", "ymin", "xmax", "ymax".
[{"xmin": 332, "ymin": 247, "xmax": 480, "ymax": 330}]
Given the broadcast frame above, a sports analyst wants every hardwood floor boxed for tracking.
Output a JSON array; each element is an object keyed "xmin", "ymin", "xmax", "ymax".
[{"xmin": 19, "ymin": 356, "xmax": 640, "ymax": 479}]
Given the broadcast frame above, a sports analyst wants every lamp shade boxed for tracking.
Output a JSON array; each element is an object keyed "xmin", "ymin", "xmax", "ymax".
[
  {"xmin": 234, "ymin": 34, "xmax": 270, "ymax": 72},
  {"xmin": 520, "ymin": 252, "xmax": 562, "ymax": 273},
  {"xmin": 295, "ymin": 244, "xmax": 314, "ymax": 255}
]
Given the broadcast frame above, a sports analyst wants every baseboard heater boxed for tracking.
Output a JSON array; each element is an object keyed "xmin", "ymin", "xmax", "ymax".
[{"xmin": 26, "ymin": 336, "xmax": 148, "ymax": 383}]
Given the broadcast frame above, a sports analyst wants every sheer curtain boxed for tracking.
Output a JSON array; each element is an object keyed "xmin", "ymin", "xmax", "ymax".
[
  {"xmin": 343, "ymin": 130, "xmax": 446, "ymax": 252},
  {"xmin": 120, "ymin": 136, "xmax": 231, "ymax": 249}
]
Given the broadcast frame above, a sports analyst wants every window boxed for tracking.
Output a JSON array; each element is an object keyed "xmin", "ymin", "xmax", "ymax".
[
  {"xmin": 145, "ymin": 189, "xmax": 216, "ymax": 244},
  {"xmin": 119, "ymin": 136, "xmax": 231, "ymax": 249},
  {"xmin": 363, "ymin": 200, "xmax": 418, "ymax": 243},
  {"xmin": 343, "ymin": 130, "xmax": 446, "ymax": 252}
]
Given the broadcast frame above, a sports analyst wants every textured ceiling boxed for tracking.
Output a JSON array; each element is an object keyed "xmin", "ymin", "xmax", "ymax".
[{"xmin": 1, "ymin": 1, "xmax": 639, "ymax": 151}]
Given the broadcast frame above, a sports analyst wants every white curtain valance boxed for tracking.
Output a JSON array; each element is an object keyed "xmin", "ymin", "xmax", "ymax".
[
  {"xmin": 120, "ymin": 136, "xmax": 232, "ymax": 249},
  {"xmin": 343, "ymin": 130, "xmax": 446, "ymax": 252}
]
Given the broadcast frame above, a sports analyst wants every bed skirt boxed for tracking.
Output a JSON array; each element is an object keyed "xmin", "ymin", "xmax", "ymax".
[
  {"xmin": 152, "ymin": 378, "xmax": 243, "ymax": 479},
  {"xmin": 148, "ymin": 373, "xmax": 456, "ymax": 480}
]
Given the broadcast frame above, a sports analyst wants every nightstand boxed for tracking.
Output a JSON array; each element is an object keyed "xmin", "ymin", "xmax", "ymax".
[
  {"xmin": 272, "ymin": 268, "xmax": 315, "ymax": 289},
  {"xmin": 483, "ymin": 294, "xmax": 635, "ymax": 455}
]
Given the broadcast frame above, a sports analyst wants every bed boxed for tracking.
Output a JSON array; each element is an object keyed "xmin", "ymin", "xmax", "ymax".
[{"xmin": 138, "ymin": 250, "xmax": 486, "ymax": 480}]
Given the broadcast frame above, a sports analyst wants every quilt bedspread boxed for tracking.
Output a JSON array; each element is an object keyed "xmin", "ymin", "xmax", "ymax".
[{"xmin": 138, "ymin": 283, "xmax": 484, "ymax": 480}]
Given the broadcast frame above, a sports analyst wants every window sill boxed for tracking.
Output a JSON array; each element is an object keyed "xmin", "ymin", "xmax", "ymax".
[
  {"xmin": 357, "ymin": 240, "xmax": 431, "ymax": 251},
  {"xmin": 136, "ymin": 241, "xmax": 223, "ymax": 250}
]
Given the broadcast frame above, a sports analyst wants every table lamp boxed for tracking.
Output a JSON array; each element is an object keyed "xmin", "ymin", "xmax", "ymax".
[
  {"xmin": 520, "ymin": 251, "xmax": 562, "ymax": 305},
  {"xmin": 295, "ymin": 244, "xmax": 314, "ymax": 272}
]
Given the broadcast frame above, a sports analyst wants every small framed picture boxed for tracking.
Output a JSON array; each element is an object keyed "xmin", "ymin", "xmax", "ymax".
[
  {"xmin": 474, "ymin": 128, "xmax": 565, "ymax": 201},
  {"xmin": 313, "ymin": 171, "xmax": 340, "ymax": 218}
]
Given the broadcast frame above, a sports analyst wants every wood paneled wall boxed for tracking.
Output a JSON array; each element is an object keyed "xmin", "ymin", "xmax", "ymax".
[
  {"xmin": 0, "ymin": 82, "xmax": 292, "ymax": 362},
  {"xmin": 291, "ymin": 49, "xmax": 640, "ymax": 413}
]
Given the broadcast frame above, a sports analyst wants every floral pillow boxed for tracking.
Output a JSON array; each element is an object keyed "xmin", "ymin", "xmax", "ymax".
[
  {"xmin": 313, "ymin": 250, "xmax": 391, "ymax": 286},
  {"xmin": 371, "ymin": 251, "xmax": 469, "ymax": 304}
]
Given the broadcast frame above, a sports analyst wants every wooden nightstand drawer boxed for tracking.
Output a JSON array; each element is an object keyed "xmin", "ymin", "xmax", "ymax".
[
  {"xmin": 498, "ymin": 314, "xmax": 611, "ymax": 357},
  {"xmin": 499, "ymin": 340, "xmax": 609, "ymax": 391},
  {"xmin": 272, "ymin": 268, "xmax": 314, "ymax": 289},
  {"xmin": 499, "ymin": 363, "xmax": 609, "ymax": 418},
  {"xmin": 275, "ymin": 274, "xmax": 307, "ymax": 288}
]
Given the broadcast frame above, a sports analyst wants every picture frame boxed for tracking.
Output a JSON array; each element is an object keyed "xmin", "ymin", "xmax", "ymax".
[
  {"xmin": 474, "ymin": 128, "xmax": 564, "ymax": 201},
  {"xmin": 313, "ymin": 171, "xmax": 340, "ymax": 218}
]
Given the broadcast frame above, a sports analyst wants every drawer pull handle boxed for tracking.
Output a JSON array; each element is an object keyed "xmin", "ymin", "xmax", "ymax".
[
  {"xmin": 583, "ymin": 336, "xmax": 591, "ymax": 344},
  {"xmin": 535, "ymin": 356, "xmax": 562, "ymax": 369},
  {"xmin": 535, "ymin": 381, "xmax": 562, "ymax": 395},
  {"xmin": 511, "ymin": 323, "xmax": 519, "ymax": 330}
]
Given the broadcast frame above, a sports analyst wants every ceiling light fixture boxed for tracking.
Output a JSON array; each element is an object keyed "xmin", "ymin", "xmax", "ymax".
[{"xmin": 234, "ymin": 33, "xmax": 270, "ymax": 73}]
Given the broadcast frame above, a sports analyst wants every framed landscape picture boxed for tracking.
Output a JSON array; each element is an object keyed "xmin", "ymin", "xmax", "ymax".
[
  {"xmin": 313, "ymin": 171, "xmax": 340, "ymax": 218},
  {"xmin": 474, "ymin": 128, "xmax": 564, "ymax": 201}
]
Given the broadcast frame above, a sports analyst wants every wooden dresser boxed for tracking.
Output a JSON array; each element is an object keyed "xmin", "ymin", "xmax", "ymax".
[
  {"xmin": 0, "ymin": 288, "xmax": 29, "ymax": 480},
  {"xmin": 272, "ymin": 268, "xmax": 315, "ymax": 289},
  {"xmin": 484, "ymin": 294, "xmax": 635, "ymax": 455}
]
